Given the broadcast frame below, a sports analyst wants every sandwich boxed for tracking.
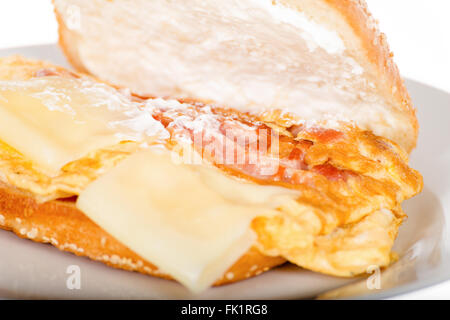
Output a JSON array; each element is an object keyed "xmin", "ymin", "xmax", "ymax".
[{"xmin": 0, "ymin": 0, "xmax": 422, "ymax": 293}]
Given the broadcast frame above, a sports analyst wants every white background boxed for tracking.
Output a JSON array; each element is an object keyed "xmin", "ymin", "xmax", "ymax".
[{"xmin": 0, "ymin": 0, "xmax": 449, "ymax": 299}]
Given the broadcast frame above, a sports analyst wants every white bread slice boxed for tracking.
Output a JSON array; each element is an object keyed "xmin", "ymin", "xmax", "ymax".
[{"xmin": 53, "ymin": 0, "xmax": 418, "ymax": 153}]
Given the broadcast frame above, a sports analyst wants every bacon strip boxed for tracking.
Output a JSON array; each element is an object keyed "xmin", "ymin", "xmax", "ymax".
[{"xmin": 153, "ymin": 106, "xmax": 350, "ymax": 185}]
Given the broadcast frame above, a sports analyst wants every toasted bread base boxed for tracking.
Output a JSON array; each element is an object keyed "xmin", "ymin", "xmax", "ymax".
[{"xmin": 0, "ymin": 182, "xmax": 286, "ymax": 286}]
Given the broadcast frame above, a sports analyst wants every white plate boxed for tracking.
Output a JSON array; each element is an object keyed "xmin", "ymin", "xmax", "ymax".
[{"xmin": 0, "ymin": 44, "xmax": 449, "ymax": 299}]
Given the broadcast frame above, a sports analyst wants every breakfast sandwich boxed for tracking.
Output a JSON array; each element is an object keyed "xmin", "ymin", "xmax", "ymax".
[{"xmin": 0, "ymin": 0, "xmax": 423, "ymax": 293}]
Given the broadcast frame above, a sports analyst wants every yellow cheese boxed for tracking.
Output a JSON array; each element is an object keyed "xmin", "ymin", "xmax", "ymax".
[
  {"xmin": 0, "ymin": 77, "xmax": 167, "ymax": 175},
  {"xmin": 76, "ymin": 149, "xmax": 299, "ymax": 292}
]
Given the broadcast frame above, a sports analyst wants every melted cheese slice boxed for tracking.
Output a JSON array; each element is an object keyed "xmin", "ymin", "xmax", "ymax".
[
  {"xmin": 0, "ymin": 77, "xmax": 167, "ymax": 175},
  {"xmin": 76, "ymin": 149, "xmax": 298, "ymax": 292}
]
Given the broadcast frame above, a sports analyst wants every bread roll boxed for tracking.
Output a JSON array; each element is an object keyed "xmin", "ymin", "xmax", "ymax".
[{"xmin": 53, "ymin": 0, "xmax": 418, "ymax": 152}]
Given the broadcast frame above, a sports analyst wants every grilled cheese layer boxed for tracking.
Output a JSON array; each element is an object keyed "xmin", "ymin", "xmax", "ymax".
[{"xmin": 0, "ymin": 56, "xmax": 423, "ymax": 288}]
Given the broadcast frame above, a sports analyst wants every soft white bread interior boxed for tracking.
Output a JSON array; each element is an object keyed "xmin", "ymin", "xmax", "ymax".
[{"xmin": 53, "ymin": 0, "xmax": 418, "ymax": 153}]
